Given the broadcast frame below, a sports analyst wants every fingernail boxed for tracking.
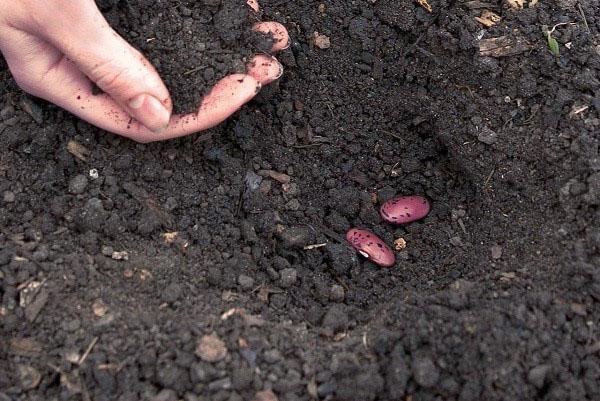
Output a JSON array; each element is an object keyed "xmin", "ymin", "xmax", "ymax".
[
  {"xmin": 276, "ymin": 62, "xmax": 284, "ymax": 79},
  {"xmin": 128, "ymin": 94, "xmax": 170, "ymax": 132},
  {"xmin": 283, "ymin": 37, "xmax": 291, "ymax": 50},
  {"xmin": 153, "ymin": 126, "xmax": 167, "ymax": 135}
]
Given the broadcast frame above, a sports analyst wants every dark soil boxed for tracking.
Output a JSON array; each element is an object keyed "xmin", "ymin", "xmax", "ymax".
[
  {"xmin": 1, "ymin": 0, "xmax": 600, "ymax": 400},
  {"xmin": 99, "ymin": 0, "xmax": 273, "ymax": 114}
]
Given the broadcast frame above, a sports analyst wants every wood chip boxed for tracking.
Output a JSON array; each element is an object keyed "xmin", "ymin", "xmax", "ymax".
[
  {"xmin": 67, "ymin": 140, "xmax": 90, "ymax": 161},
  {"xmin": 479, "ymin": 35, "xmax": 533, "ymax": 57},
  {"xmin": 416, "ymin": 0, "xmax": 433, "ymax": 12},
  {"xmin": 10, "ymin": 338, "xmax": 43, "ymax": 356},
  {"xmin": 499, "ymin": 271, "xmax": 516, "ymax": 281},
  {"xmin": 162, "ymin": 232, "xmax": 178, "ymax": 244},
  {"xmin": 258, "ymin": 170, "xmax": 291, "ymax": 184},
  {"xmin": 111, "ymin": 251, "xmax": 129, "ymax": 261},
  {"xmin": 24, "ymin": 287, "xmax": 48, "ymax": 322},
  {"xmin": 505, "ymin": 0, "xmax": 524, "ymax": 9},
  {"xmin": 475, "ymin": 10, "xmax": 501, "ymax": 27}
]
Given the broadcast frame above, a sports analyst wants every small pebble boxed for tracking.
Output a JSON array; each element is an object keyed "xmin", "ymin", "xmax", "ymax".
[
  {"xmin": 68, "ymin": 174, "xmax": 89, "ymax": 194},
  {"xmin": 163, "ymin": 283, "xmax": 183, "ymax": 303},
  {"xmin": 279, "ymin": 268, "xmax": 297, "ymax": 288},
  {"xmin": 196, "ymin": 334, "xmax": 228, "ymax": 362},
  {"xmin": 252, "ymin": 390, "xmax": 278, "ymax": 401},
  {"xmin": 346, "ymin": 228, "xmax": 395, "ymax": 267},
  {"xmin": 477, "ymin": 126, "xmax": 498, "ymax": 145},
  {"xmin": 238, "ymin": 274, "xmax": 255, "ymax": 290},
  {"xmin": 380, "ymin": 195, "xmax": 431, "ymax": 224},
  {"xmin": 2, "ymin": 191, "xmax": 15, "ymax": 203},
  {"xmin": 491, "ymin": 245, "xmax": 503, "ymax": 259},
  {"xmin": 329, "ymin": 285, "xmax": 345, "ymax": 302},
  {"xmin": 412, "ymin": 356, "xmax": 439, "ymax": 388},
  {"xmin": 151, "ymin": 389, "xmax": 178, "ymax": 401},
  {"xmin": 101, "ymin": 246, "xmax": 114, "ymax": 256}
]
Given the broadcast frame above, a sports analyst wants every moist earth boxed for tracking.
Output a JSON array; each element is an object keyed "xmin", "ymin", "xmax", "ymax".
[
  {"xmin": 99, "ymin": 0, "xmax": 273, "ymax": 114},
  {"xmin": 1, "ymin": 0, "xmax": 600, "ymax": 400}
]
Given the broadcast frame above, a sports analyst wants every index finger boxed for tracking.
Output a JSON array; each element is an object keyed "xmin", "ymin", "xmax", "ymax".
[{"xmin": 247, "ymin": 0, "xmax": 259, "ymax": 12}]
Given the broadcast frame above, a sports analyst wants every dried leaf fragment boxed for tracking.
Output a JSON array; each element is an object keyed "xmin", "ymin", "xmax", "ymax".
[
  {"xmin": 111, "ymin": 251, "xmax": 129, "ymax": 261},
  {"xmin": 479, "ymin": 35, "xmax": 533, "ymax": 57},
  {"xmin": 475, "ymin": 10, "xmax": 501, "ymax": 27},
  {"xmin": 416, "ymin": 0, "xmax": 433, "ymax": 12},
  {"xmin": 67, "ymin": 140, "xmax": 90, "ymax": 161},
  {"xmin": 313, "ymin": 32, "xmax": 331, "ymax": 49},
  {"xmin": 394, "ymin": 237, "xmax": 407, "ymax": 251},
  {"xmin": 10, "ymin": 338, "xmax": 42, "ymax": 356},
  {"xmin": 505, "ymin": 0, "xmax": 524, "ymax": 9},
  {"xmin": 162, "ymin": 231, "xmax": 178, "ymax": 244}
]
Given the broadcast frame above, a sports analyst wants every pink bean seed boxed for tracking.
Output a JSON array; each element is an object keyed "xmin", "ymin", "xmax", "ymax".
[
  {"xmin": 380, "ymin": 195, "xmax": 431, "ymax": 224},
  {"xmin": 346, "ymin": 228, "xmax": 395, "ymax": 267}
]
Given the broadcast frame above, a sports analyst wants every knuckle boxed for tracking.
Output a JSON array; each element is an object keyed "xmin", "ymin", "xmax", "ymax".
[{"xmin": 88, "ymin": 60, "xmax": 131, "ymax": 94}]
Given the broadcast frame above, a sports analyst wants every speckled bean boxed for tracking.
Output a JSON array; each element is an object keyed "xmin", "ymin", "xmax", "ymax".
[
  {"xmin": 380, "ymin": 195, "xmax": 430, "ymax": 224},
  {"xmin": 346, "ymin": 228, "xmax": 395, "ymax": 267}
]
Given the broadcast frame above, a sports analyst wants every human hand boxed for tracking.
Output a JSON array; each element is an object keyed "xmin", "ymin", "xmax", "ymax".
[{"xmin": 0, "ymin": 0, "xmax": 288, "ymax": 142}]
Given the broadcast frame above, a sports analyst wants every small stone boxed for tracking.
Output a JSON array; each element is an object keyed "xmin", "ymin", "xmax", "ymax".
[
  {"xmin": 263, "ymin": 349, "xmax": 282, "ymax": 364},
  {"xmin": 329, "ymin": 285, "xmax": 345, "ymax": 302},
  {"xmin": 101, "ymin": 246, "xmax": 114, "ymax": 256},
  {"xmin": 491, "ymin": 245, "xmax": 502, "ymax": 259},
  {"xmin": 449, "ymin": 236, "xmax": 463, "ymax": 247},
  {"xmin": 527, "ymin": 364, "xmax": 550, "ymax": 389},
  {"xmin": 20, "ymin": 97, "xmax": 43, "ymax": 124},
  {"xmin": 162, "ymin": 283, "xmax": 183, "ymax": 303},
  {"xmin": 151, "ymin": 389, "xmax": 178, "ymax": 401},
  {"xmin": 208, "ymin": 377, "xmax": 231, "ymax": 391},
  {"xmin": 245, "ymin": 171, "xmax": 263, "ymax": 191},
  {"xmin": 279, "ymin": 268, "xmax": 297, "ymax": 288},
  {"xmin": 412, "ymin": 356, "xmax": 439, "ymax": 388},
  {"xmin": 2, "ymin": 191, "xmax": 15, "ymax": 203},
  {"xmin": 231, "ymin": 367, "xmax": 254, "ymax": 390},
  {"xmin": 92, "ymin": 299, "xmax": 108, "ymax": 317},
  {"xmin": 570, "ymin": 303, "xmax": 587, "ymax": 316},
  {"xmin": 238, "ymin": 274, "xmax": 255, "ymax": 291},
  {"xmin": 477, "ymin": 126, "xmax": 498, "ymax": 145},
  {"xmin": 64, "ymin": 318, "xmax": 81, "ymax": 332},
  {"xmin": 276, "ymin": 226, "xmax": 314, "ymax": 249},
  {"xmin": 285, "ymin": 199, "xmax": 301, "ymax": 211},
  {"xmin": 252, "ymin": 389, "xmax": 278, "ymax": 401},
  {"xmin": 322, "ymin": 304, "xmax": 348, "ymax": 333},
  {"xmin": 313, "ymin": 32, "xmax": 331, "ymax": 49},
  {"xmin": 68, "ymin": 174, "xmax": 89, "ymax": 194},
  {"xmin": 196, "ymin": 334, "xmax": 228, "ymax": 362}
]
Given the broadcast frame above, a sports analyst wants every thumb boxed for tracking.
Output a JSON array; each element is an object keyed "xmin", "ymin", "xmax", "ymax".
[{"xmin": 36, "ymin": 2, "xmax": 172, "ymax": 132}]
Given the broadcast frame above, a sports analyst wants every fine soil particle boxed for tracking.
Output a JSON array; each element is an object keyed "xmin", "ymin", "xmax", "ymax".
[
  {"xmin": 1, "ymin": 0, "xmax": 600, "ymax": 400},
  {"xmin": 100, "ymin": 0, "xmax": 273, "ymax": 114}
]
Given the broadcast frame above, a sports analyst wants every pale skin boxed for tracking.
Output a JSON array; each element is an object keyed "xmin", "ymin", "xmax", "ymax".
[{"xmin": 0, "ymin": 0, "xmax": 289, "ymax": 142}]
